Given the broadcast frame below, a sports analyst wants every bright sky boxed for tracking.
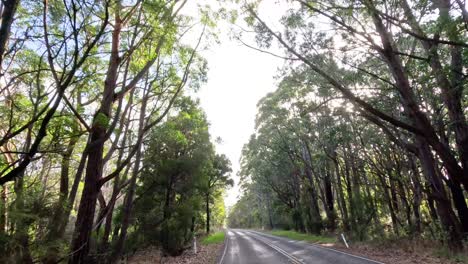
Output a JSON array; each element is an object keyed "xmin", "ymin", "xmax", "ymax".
[{"xmin": 183, "ymin": 1, "xmax": 286, "ymax": 208}]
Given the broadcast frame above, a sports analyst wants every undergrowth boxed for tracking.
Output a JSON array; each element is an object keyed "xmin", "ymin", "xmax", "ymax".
[{"xmin": 202, "ymin": 231, "xmax": 225, "ymax": 245}]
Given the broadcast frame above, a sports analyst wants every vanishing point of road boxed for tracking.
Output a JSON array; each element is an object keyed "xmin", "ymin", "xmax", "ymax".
[{"xmin": 218, "ymin": 229, "xmax": 384, "ymax": 264}]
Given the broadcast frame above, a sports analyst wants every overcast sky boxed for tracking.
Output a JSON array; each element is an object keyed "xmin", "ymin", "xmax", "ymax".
[{"xmin": 182, "ymin": 1, "xmax": 286, "ymax": 208}]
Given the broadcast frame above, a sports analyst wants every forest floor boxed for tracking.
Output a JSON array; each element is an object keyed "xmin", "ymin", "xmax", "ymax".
[
  {"xmin": 127, "ymin": 233, "xmax": 224, "ymax": 264},
  {"xmin": 324, "ymin": 238, "xmax": 468, "ymax": 264}
]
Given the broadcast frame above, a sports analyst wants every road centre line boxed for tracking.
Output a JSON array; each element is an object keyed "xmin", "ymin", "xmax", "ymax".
[
  {"xmin": 248, "ymin": 230, "xmax": 384, "ymax": 264},
  {"xmin": 243, "ymin": 230, "xmax": 304, "ymax": 264}
]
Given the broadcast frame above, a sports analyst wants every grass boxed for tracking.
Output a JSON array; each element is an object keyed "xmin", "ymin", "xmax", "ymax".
[
  {"xmin": 202, "ymin": 231, "xmax": 225, "ymax": 245},
  {"xmin": 268, "ymin": 230, "xmax": 336, "ymax": 244}
]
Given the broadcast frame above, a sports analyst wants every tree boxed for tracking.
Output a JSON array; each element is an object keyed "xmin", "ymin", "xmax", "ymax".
[
  {"xmin": 202, "ymin": 153, "xmax": 233, "ymax": 234},
  {"xmin": 239, "ymin": 0, "xmax": 468, "ymax": 250},
  {"xmin": 0, "ymin": 0, "xmax": 217, "ymax": 262},
  {"xmin": 131, "ymin": 97, "xmax": 230, "ymax": 256}
]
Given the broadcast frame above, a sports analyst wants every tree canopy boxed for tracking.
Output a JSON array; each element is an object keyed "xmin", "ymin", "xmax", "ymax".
[{"xmin": 230, "ymin": 0, "xmax": 468, "ymax": 252}]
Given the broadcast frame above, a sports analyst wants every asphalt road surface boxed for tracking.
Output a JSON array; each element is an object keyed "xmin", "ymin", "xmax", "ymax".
[{"xmin": 218, "ymin": 229, "xmax": 384, "ymax": 264}]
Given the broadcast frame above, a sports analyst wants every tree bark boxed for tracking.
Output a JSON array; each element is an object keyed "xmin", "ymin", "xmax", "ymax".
[
  {"xmin": 69, "ymin": 5, "xmax": 123, "ymax": 262},
  {"xmin": 206, "ymin": 192, "xmax": 210, "ymax": 234},
  {"xmin": 401, "ymin": 0, "xmax": 468, "ymax": 191},
  {"xmin": 0, "ymin": 0, "xmax": 20, "ymax": 69},
  {"xmin": 303, "ymin": 143, "xmax": 323, "ymax": 234},
  {"xmin": 332, "ymin": 151, "xmax": 350, "ymax": 231},
  {"xmin": 323, "ymin": 166, "xmax": 336, "ymax": 231},
  {"xmin": 43, "ymin": 137, "xmax": 78, "ymax": 263},
  {"xmin": 110, "ymin": 85, "xmax": 148, "ymax": 262},
  {"xmin": 409, "ymin": 155, "xmax": 422, "ymax": 234},
  {"xmin": 0, "ymin": 185, "xmax": 6, "ymax": 236},
  {"xmin": 446, "ymin": 180, "xmax": 468, "ymax": 235},
  {"xmin": 416, "ymin": 137, "xmax": 463, "ymax": 250}
]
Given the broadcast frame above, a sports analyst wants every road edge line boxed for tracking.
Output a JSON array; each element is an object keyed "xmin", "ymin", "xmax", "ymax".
[
  {"xmin": 309, "ymin": 243, "xmax": 385, "ymax": 264},
  {"xmin": 218, "ymin": 229, "xmax": 229, "ymax": 264},
  {"xmin": 250, "ymin": 230, "xmax": 384, "ymax": 264}
]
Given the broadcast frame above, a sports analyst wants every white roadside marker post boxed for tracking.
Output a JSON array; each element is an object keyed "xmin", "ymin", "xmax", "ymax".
[
  {"xmin": 341, "ymin": 233, "xmax": 349, "ymax": 248},
  {"xmin": 194, "ymin": 234, "xmax": 197, "ymax": 254}
]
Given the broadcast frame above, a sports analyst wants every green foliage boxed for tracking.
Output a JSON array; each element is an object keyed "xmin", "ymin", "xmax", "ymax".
[
  {"xmin": 93, "ymin": 112, "xmax": 110, "ymax": 129},
  {"xmin": 229, "ymin": 0, "xmax": 468, "ymax": 246},
  {"xmin": 210, "ymin": 193, "xmax": 227, "ymax": 229},
  {"xmin": 129, "ymin": 97, "xmax": 231, "ymax": 256}
]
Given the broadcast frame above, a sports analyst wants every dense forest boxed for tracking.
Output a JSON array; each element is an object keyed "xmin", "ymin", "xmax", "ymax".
[
  {"xmin": 0, "ymin": 0, "xmax": 233, "ymax": 263},
  {"xmin": 228, "ymin": 0, "xmax": 468, "ymax": 254},
  {"xmin": 0, "ymin": 0, "xmax": 467, "ymax": 263}
]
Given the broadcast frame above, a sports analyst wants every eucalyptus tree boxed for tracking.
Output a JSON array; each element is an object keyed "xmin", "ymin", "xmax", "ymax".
[
  {"xmin": 0, "ymin": 0, "xmax": 213, "ymax": 262},
  {"xmin": 241, "ymin": 0, "xmax": 467, "ymax": 250},
  {"xmin": 0, "ymin": 0, "xmax": 108, "ymax": 185},
  {"xmin": 233, "ymin": 34, "xmax": 465, "ymax": 247},
  {"xmin": 0, "ymin": 1, "xmax": 108, "ymax": 262},
  {"xmin": 241, "ymin": 130, "xmax": 309, "ymax": 232},
  {"xmin": 68, "ymin": 0, "xmax": 210, "ymax": 262}
]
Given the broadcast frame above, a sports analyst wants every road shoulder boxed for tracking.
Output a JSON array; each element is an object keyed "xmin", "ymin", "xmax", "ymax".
[{"xmin": 256, "ymin": 230, "xmax": 467, "ymax": 264}]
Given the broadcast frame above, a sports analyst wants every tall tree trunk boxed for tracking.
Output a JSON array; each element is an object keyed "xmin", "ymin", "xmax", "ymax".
[
  {"xmin": 266, "ymin": 192, "xmax": 274, "ymax": 230},
  {"xmin": 69, "ymin": 142, "xmax": 104, "ymax": 263},
  {"xmin": 161, "ymin": 175, "xmax": 175, "ymax": 254},
  {"xmin": 100, "ymin": 104, "xmax": 133, "ymax": 256},
  {"xmin": 416, "ymin": 137, "xmax": 463, "ymax": 250},
  {"xmin": 0, "ymin": 0, "xmax": 20, "ymax": 69},
  {"xmin": 369, "ymin": 1, "xmax": 468, "ymax": 192},
  {"xmin": 377, "ymin": 172, "xmax": 399, "ymax": 236},
  {"xmin": 343, "ymin": 149, "xmax": 355, "ymax": 232},
  {"xmin": 446, "ymin": 180, "xmax": 468, "ymax": 235},
  {"xmin": 111, "ymin": 88, "xmax": 148, "ymax": 262},
  {"xmin": 303, "ymin": 143, "xmax": 323, "ymax": 234},
  {"xmin": 0, "ymin": 185, "xmax": 6, "ymax": 236},
  {"xmin": 43, "ymin": 137, "xmax": 78, "ymax": 263},
  {"xmin": 402, "ymin": 0, "xmax": 468, "ymax": 191},
  {"xmin": 58, "ymin": 146, "xmax": 88, "ymax": 239},
  {"xmin": 0, "ymin": 144, "xmax": 14, "ymax": 239},
  {"xmin": 69, "ymin": 7, "xmax": 123, "ymax": 263},
  {"xmin": 323, "ymin": 166, "xmax": 336, "ymax": 231},
  {"xmin": 206, "ymin": 192, "xmax": 210, "ymax": 234},
  {"xmin": 409, "ymin": 155, "xmax": 422, "ymax": 234},
  {"xmin": 332, "ymin": 151, "xmax": 350, "ymax": 231},
  {"xmin": 397, "ymin": 179, "xmax": 412, "ymax": 232}
]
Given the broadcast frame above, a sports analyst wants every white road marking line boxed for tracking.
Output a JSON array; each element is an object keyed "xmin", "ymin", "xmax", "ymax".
[
  {"xmin": 249, "ymin": 230, "xmax": 384, "ymax": 264},
  {"xmin": 218, "ymin": 230, "xmax": 229, "ymax": 264},
  {"xmin": 244, "ymin": 231, "xmax": 304, "ymax": 264},
  {"xmin": 309, "ymin": 243, "xmax": 385, "ymax": 264}
]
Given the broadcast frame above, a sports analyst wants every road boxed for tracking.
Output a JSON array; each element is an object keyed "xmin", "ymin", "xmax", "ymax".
[{"xmin": 218, "ymin": 229, "xmax": 384, "ymax": 264}]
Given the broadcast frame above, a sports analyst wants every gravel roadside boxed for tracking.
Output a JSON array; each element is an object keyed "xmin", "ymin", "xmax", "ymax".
[{"xmin": 328, "ymin": 241, "xmax": 467, "ymax": 264}]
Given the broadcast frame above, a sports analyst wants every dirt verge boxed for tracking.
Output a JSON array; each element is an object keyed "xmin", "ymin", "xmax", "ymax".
[
  {"xmin": 128, "ymin": 239, "xmax": 223, "ymax": 264},
  {"xmin": 325, "ymin": 239, "xmax": 467, "ymax": 264}
]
